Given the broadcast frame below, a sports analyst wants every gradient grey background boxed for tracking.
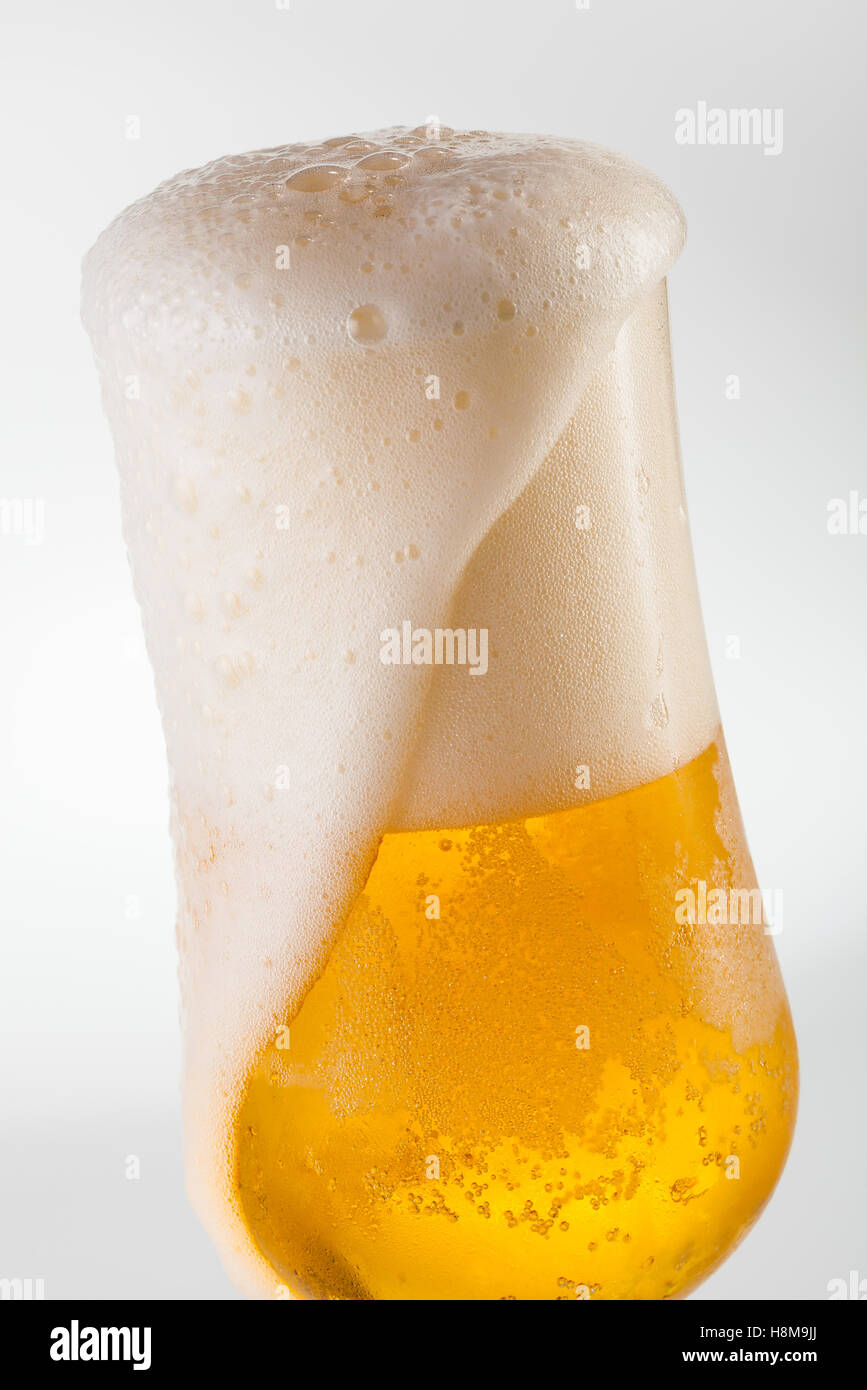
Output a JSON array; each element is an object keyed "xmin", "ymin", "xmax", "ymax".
[{"xmin": 1, "ymin": 0, "xmax": 864, "ymax": 1300}]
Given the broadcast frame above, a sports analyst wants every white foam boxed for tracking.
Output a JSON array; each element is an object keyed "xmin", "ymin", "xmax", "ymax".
[{"xmin": 82, "ymin": 128, "xmax": 718, "ymax": 1295}]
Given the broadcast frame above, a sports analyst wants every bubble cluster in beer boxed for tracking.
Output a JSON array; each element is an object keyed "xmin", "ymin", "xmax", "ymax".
[{"xmin": 82, "ymin": 128, "xmax": 720, "ymax": 1294}]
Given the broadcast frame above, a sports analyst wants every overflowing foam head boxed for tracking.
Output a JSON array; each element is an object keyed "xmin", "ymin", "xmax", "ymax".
[{"xmin": 82, "ymin": 127, "xmax": 718, "ymax": 1294}]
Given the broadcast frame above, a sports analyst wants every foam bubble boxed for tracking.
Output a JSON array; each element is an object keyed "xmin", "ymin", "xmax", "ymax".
[{"xmin": 346, "ymin": 303, "xmax": 388, "ymax": 344}]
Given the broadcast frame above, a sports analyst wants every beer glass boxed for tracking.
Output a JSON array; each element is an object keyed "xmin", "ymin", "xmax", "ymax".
[{"xmin": 83, "ymin": 128, "xmax": 797, "ymax": 1300}]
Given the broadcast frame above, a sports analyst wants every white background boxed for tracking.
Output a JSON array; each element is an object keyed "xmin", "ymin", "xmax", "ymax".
[{"xmin": 1, "ymin": 0, "xmax": 865, "ymax": 1299}]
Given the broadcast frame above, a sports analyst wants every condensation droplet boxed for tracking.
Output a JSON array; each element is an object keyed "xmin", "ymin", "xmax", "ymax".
[
  {"xmin": 497, "ymin": 299, "xmax": 516, "ymax": 322},
  {"xmin": 454, "ymin": 390, "xmax": 471, "ymax": 410}
]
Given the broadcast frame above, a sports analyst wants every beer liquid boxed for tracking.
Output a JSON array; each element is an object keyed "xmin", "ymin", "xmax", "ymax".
[{"xmin": 236, "ymin": 738, "xmax": 797, "ymax": 1300}]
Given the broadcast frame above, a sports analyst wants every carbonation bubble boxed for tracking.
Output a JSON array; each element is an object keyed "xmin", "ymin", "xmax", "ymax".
[{"xmin": 347, "ymin": 304, "xmax": 388, "ymax": 344}]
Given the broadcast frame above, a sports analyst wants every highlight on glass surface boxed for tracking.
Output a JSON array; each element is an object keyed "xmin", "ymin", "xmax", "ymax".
[{"xmin": 82, "ymin": 126, "xmax": 797, "ymax": 1300}]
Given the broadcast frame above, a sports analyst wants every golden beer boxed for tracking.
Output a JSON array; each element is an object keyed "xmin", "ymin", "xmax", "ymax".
[{"xmin": 236, "ymin": 737, "xmax": 796, "ymax": 1300}]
